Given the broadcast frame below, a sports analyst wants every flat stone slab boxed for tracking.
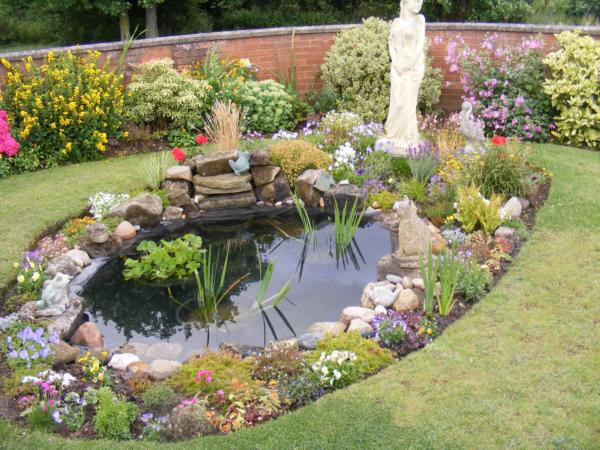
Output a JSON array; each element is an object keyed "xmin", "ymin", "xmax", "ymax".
[
  {"xmin": 198, "ymin": 191, "xmax": 257, "ymax": 210},
  {"xmin": 193, "ymin": 173, "xmax": 252, "ymax": 190},
  {"xmin": 165, "ymin": 165, "xmax": 193, "ymax": 182},
  {"xmin": 251, "ymin": 165, "xmax": 281, "ymax": 187},
  {"xmin": 194, "ymin": 182, "xmax": 252, "ymax": 195},
  {"xmin": 192, "ymin": 150, "xmax": 238, "ymax": 176}
]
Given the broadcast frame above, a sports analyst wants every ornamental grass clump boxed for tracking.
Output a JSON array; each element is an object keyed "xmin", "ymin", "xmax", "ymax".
[
  {"xmin": 437, "ymin": 243, "xmax": 460, "ymax": 316},
  {"xmin": 0, "ymin": 51, "xmax": 125, "ymax": 174},
  {"xmin": 204, "ymin": 101, "xmax": 244, "ymax": 152}
]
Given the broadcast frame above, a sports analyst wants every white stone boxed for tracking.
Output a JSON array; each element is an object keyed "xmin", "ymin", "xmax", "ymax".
[
  {"xmin": 340, "ymin": 306, "xmax": 377, "ymax": 325},
  {"xmin": 65, "ymin": 250, "xmax": 91, "ymax": 268},
  {"xmin": 166, "ymin": 165, "xmax": 193, "ymax": 182},
  {"xmin": 412, "ymin": 278, "xmax": 425, "ymax": 290},
  {"xmin": 495, "ymin": 226, "xmax": 515, "ymax": 239},
  {"xmin": 374, "ymin": 305, "xmax": 388, "ymax": 315},
  {"xmin": 503, "ymin": 197, "xmax": 522, "ymax": 219},
  {"xmin": 145, "ymin": 342, "xmax": 183, "ymax": 360},
  {"xmin": 108, "ymin": 353, "xmax": 140, "ymax": 371},
  {"xmin": 392, "ymin": 289, "xmax": 420, "ymax": 312},
  {"xmin": 371, "ymin": 285, "xmax": 401, "ymax": 308},
  {"xmin": 150, "ymin": 359, "xmax": 182, "ymax": 380},
  {"xmin": 386, "ymin": 274, "xmax": 402, "ymax": 284},
  {"xmin": 519, "ymin": 197, "xmax": 530, "ymax": 210},
  {"xmin": 347, "ymin": 318, "xmax": 372, "ymax": 336},
  {"xmin": 307, "ymin": 322, "xmax": 347, "ymax": 337}
]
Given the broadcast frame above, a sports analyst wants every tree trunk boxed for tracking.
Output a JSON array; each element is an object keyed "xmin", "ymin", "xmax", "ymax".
[
  {"xmin": 119, "ymin": 12, "xmax": 131, "ymax": 41},
  {"xmin": 146, "ymin": 4, "xmax": 159, "ymax": 38}
]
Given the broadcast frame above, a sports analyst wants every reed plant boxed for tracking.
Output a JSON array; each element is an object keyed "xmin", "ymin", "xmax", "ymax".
[
  {"xmin": 437, "ymin": 242, "xmax": 460, "ymax": 316},
  {"xmin": 420, "ymin": 242, "xmax": 438, "ymax": 316},
  {"xmin": 204, "ymin": 101, "xmax": 245, "ymax": 152},
  {"xmin": 291, "ymin": 193, "xmax": 315, "ymax": 235},
  {"xmin": 333, "ymin": 198, "xmax": 365, "ymax": 251}
]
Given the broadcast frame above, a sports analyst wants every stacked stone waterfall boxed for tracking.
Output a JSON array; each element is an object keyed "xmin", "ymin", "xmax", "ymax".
[{"xmin": 163, "ymin": 149, "xmax": 292, "ymax": 211}]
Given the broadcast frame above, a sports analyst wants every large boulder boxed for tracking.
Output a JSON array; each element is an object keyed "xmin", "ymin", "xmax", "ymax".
[
  {"xmin": 163, "ymin": 180, "xmax": 193, "ymax": 207},
  {"xmin": 340, "ymin": 306, "xmax": 377, "ymax": 325},
  {"xmin": 294, "ymin": 169, "xmax": 333, "ymax": 208},
  {"xmin": 324, "ymin": 184, "xmax": 368, "ymax": 210},
  {"xmin": 79, "ymin": 224, "xmax": 122, "ymax": 258},
  {"xmin": 197, "ymin": 191, "xmax": 257, "ymax": 210},
  {"xmin": 307, "ymin": 321, "xmax": 347, "ymax": 337},
  {"xmin": 51, "ymin": 340, "xmax": 80, "ymax": 367},
  {"xmin": 45, "ymin": 255, "xmax": 80, "ymax": 278},
  {"xmin": 165, "ymin": 165, "xmax": 193, "ymax": 182},
  {"xmin": 250, "ymin": 149, "xmax": 272, "ymax": 166},
  {"xmin": 150, "ymin": 359, "xmax": 182, "ymax": 380},
  {"xmin": 193, "ymin": 173, "xmax": 252, "ymax": 191},
  {"xmin": 107, "ymin": 193, "xmax": 163, "ymax": 227},
  {"xmin": 251, "ymin": 165, "xmax": 281, "ymax": 187},
  {"xmin": 114, "ymin": 221, "xmax": 137, "ymax": 240},
  {"xmin": 192, "ymin": 150, "xmax": 238, "ymax": 176},
  {"xmin": 392, "ymin": 289, "xmax": 420, "ymax": 312},
  {"xmin": 254, "ymin": 173, "xmax": 292, "ymax": 203},
  {"xmin": 194, "ymin": 183, "xmax": 252, "ymax": 195},
  {"xmin": 70, "ymin": 322, "xmax": 104, "ymax": 349},
  {"xmin": 65, "ymin": 249, "xmax": 91, "ymax": 269}
]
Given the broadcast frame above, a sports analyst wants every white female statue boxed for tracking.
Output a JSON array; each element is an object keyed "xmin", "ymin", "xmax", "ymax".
[{"xmin": 378, "ymin": 0, "xmax": 426, "ymax": 156}]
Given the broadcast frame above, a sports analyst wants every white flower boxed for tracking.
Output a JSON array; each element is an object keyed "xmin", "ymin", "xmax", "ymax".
[
  {"xmin": 333, "ymin": 370, "xmax": 342, "ymax": 380},
  {"xmin": 17, "ymin": 275, "xmax": 25, "ymax": 284},
  {"xmin": 321, "ymin": 366, "xmax": 329, "ymax": 375}
]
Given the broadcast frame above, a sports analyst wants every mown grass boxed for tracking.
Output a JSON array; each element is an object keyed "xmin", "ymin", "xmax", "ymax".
[{"xmin": 0, "ymin": 144, "xmax": 599, "ymax": 449}]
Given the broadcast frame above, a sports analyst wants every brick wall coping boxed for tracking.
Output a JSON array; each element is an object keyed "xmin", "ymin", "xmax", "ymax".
[{"xmin": 1, "ymin": 22, "xmax": 599, "ymax": 61}]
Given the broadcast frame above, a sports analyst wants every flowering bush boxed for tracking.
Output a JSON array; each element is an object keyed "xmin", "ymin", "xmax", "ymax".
[
  {"xmin": 61, "ymin": 216, "xmax": 96, "ymax": 247},
  {"xmin": 445, "ymin": 34, "xmax": 554, "ymax": 142},
  {"xmin": 0, "ymin": 109, "xmax": 19, "ymax": 171},
  {"xmin": 269, "ymin": 140, "xmax": 331, "ymax": 183},
  {"xmin": 126, "ymin": 58, "xmax": 210, "ymax": 130},
  {"xmin": 371, "ymin": 312, "xmax": 408, "ymax": 347},
  {"xmin": 237, "ymin": 80, "xmax": 296, "ymax": 133},
  {"xmin": 14, "ymin": 255, "xmax": 45, "ymax": 294},
  {"xmin": 0, "ymin": 51, "xmax": 125, "ymax": 174},
  {"xmin": 190, "ymin": 47, "xmax": 257, "ymax": 106},
  {"xmin": 319, "ymin": 111, "xmax": 363, "ymax": 151},
  {"xmin": 544, "ymin": 31, "xmax": 600, "ymax": 150},
  {"xmin": 78, "ymin": 351, "xmax": 110, "ymax": 385},
  {"xmin": 89, "ymin": 192, "xmax": 129, "ymax": 220},
  {"xmin": 19, "ymin": 370, "xmax": 75, "ymax": 429},
  {"xmin": 321, "ymin": 17, "xmax": 443, "ymax": 122},
  {"xmin": 2, "ymin": 322, "xmax": 58, "ymax": 370},
  {"xmin": 37, "ymin": 234, "xmax": 69, "ymax": 260},
  {"xmin": 310, "ymin": 350, "xmax": 359, "ymax": 388}
]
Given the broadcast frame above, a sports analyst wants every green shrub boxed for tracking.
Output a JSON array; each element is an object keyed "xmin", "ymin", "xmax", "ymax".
[
  {"xmin": 321, "ymin": 17, "xmax": 443, "ymax": 122},
  {"xmin": 457, "ymin": 260, "xmax": 493, "ymax": 302},
  {"xmin": 363, "ymin": 149, "xmax": 393, "ymax": 181},
  {"xmin": 142, "ymin": 384, "xmax": 179, "ymax": 414},
  {"xmin": 308, "ymin": 331, "xmax": 394, "ymax": 376},
  {"xmin": 269, "ymin": 140, "xmax": 331, "ymax": 183},
  {"xmin": 368, "ymin": 191, "xmax": 400, "ymax": 209},
  {"xmin": 467, "ymin": 147, "xmax": 527, "ymax": 199},
  {"xmin": 391, "ymin": 157, "xmax": 412, "ymax": 179},
  {"xmin": 237, "ymin": 79, "xmax": 295, "ymax": 132},
  {"xmin": 307, "ymin": 88, "xmax": 337, "ymax": 114},
  {"xmin": 168, "ymin": 402, "xmax": 212, "ymax": 441},
  {"xmin": 399, "ymin": 178, "xmax": 427, "ymax": 204},
  {"xmin": 93, "ymin": 387, "xmax": 139, "ymax": 440},
  {"xmin": 166, "ymin": 351, "xmax": 255, "ymax": 397},
  {"xmin": 455, "ymin": 185, "xmax": 503, "ymax": 234},
  {"xmin": 126, "ymin": 58, "xmax": 210, "ymax": 130},
  {"xmin": 544, "ymin": 31, "xmax": 600, "ymax": 149},
  {"xmin": 0, "ymin": 51, "xmax": 125, "ymax": 174}
]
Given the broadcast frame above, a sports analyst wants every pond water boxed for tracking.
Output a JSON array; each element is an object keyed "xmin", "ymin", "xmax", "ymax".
[{"xmin": 82, "ymin": 213, "xmax": 394, "ymax": 361}]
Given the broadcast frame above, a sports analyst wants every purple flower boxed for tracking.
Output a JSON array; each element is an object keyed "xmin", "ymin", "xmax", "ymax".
[
  {"xmin": 515, "ymin": 96, "xmax": 525, "ymax": 107},
  {"xmin": 52, "ymin": 411, "xmax": 62, "ymax": 424},
  {"xmin": 141, "ymin": 413, "xmax": 154, "ymax": 423}
]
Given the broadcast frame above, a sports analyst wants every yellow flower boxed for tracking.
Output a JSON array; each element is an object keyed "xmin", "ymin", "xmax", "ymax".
[
  {"xmin": 31, "ymin": 272, "xmax": 40, "ymax": 282},
  {"xmin": 65, "ymin": 142, "xmax": 72, "ymax": 152},
  {"xmin": 98, "ymin": 373, "xmax": 104, "ymax": 382},
  {"xmin": 101, "ymin": 351, "xmax": 108, "ymax": 357},
  {"xmin": 427, "ymin": 328, "xmax": 433, "ymax": 335},
  {"xmin": 13, "ymin": 262, "xmax": 19, "ymax": 269},
  {"xmin": 17, "ymin": 275, "xmax": 25, "ymax": 284}
]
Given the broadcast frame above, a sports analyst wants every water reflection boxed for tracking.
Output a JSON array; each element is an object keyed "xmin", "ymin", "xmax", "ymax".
[{"xmin": 83, "ymin": 213, "xmax": 392, "ymax": 358}]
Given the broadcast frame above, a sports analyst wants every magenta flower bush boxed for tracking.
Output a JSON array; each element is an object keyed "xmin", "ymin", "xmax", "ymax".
[
  {"xmin": 445, "ymin": 34, "xmax": 555, "ymax": 142},
  {"xmin": 0, "ymin": 109, "xmax": 19, "ymax": 157}
]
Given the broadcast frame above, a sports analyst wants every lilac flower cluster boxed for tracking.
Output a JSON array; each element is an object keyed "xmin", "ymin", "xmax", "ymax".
[
  {"xmin": 441, "ymin": 227, "xmax": 467, "ymax": 245},
  {"xmin": 243, "ymin": 130, "xmax": 263, "ymax": 139},
  {"xmin": 271, "ymin": 129, "xmax": 298, "ymax": 140},
  {"xmin": 5, "ymin": 325, "xmax": 58, "ymax": 369},
  {"xmin": 21, "ymin": 249, "xmax": 43, "ymax": 269},
  {"xmin": 406, "ymin": 141, "xmax": 440, "ymax": 163},
  {"xmin": 140, "ymin": 413, "xmax": 170, "ymax": 440}
]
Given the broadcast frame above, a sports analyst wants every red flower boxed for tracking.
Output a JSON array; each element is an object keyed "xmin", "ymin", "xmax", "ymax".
[
  {"xmin": 171, "ymin": 147, "xmax": 186, "ymax": 162},
  {"xmin": 195, "ymin": 134, "xmax": 209, "ymax": 145},
  {"xmin": 492, "ymin": 136, "xmax": 507, "ymax": 146}
]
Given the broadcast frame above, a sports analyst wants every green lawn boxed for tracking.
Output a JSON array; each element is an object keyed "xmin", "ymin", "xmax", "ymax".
[{"xmin": 1, "ymin": 144, "xmax": 599, "ymax": 449}]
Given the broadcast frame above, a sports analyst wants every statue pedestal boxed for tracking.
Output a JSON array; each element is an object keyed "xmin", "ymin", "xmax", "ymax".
[{"xmin": 376, "ymin": 137, "xmax": 429, "ymax": 157}]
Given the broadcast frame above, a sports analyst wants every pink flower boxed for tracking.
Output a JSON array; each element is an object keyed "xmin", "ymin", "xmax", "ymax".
[
  {"xmin": 515, "ymin": 96, "xmax": 525, "ymax": 107},
  {"xmin": 195, "ymin": 369, "xmax": 213, "ymax": 383}
]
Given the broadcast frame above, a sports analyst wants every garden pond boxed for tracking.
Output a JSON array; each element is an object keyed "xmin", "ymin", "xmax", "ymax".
[{"xmin": 81, "ymin": 212, "xmax": 394, "ymax": 361}]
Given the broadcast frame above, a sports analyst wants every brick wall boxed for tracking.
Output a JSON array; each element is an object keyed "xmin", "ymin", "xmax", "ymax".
[{"xmin": 1, "ymin": 23, "xmax": 599, "ymax": 112}]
